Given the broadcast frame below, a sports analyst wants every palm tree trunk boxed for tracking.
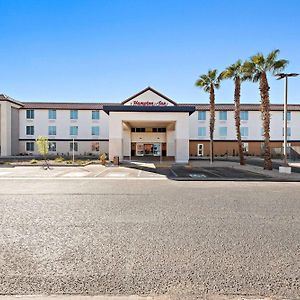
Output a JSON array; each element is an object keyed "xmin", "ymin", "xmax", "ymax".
[
  {"xmin": 260, "ymin": 72, "xmax": 272, "ymax": 170},
  {"xmin": 209, "ymin": 84, "xmax": 215, "ymax": 163},
  {"xmin": 234, "ymin": 77, "xmax": 245, "ymax": 165}
]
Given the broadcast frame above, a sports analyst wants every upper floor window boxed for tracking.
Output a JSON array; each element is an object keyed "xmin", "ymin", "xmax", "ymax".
[
  {"xmin": 240, "ymin": 127, "xmax": 249, "ymax": 137},
  {"xmin": 219, "ymin": 111, "xmax": 227, "ymax": 121},
  {"xmin": 48, "ymin": 109, "xmax": 56, "ymax": 120},
  {"xmin": 48, "ymin": 126, "xmax": 56, "ymax": 136},
  {"xmin": 70, "ymin": 126, "xmax": 78, "ymax": 136},
  {"xmin": 26, "ymin": 109, "xmax": 34, "ymax": 119},
  {"xmin": 26, "ymin": 125, "xmax": 34, "ymax": 135},
  {"xmin": 91, "ymin": 126, "xmax": 100, "ymax": 136},
  {"xmin": 70, "ymin": 110, "xmax": 78, "ymax": 120},
  {"xmin": 92, "ymin": 110, "xmax": 100, "ymax": 120},
  {"xmin": 240, "ymin": 111, "xmax": 249, "ymax": 121},
  {"xmin": 219, "ymin": 127, "xmax": 227, "ymax": 136},
  {"xmin": 198, "ymin": 111, "xmax": 206, "ymax": 121},
  {"xmin": 198, "ymin": 127, "xmax": 206, "ymax": 137},
  {"xmin": 282, "ymin": 111, "xmax": 291, "ymax": 121}
]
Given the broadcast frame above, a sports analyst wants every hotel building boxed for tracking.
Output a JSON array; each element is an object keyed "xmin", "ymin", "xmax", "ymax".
[{"xmin": 0, "ymin": 87, "xmax": 299, "ymax": 163}]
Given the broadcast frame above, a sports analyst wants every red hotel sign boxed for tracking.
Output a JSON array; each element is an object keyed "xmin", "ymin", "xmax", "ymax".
[{"xmin": 131, "ymin": 100, "xmax": 169, "ymax": 106}]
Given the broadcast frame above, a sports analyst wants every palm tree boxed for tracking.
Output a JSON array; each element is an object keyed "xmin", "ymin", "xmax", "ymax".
[
  {"xmin": 195, "ymin": 69, "xmax": 220, "ymax": 163},
  {"xmin": 220, "ymin": 60, "xmax": 245, "ymax": 165},
  {"xmin": 243, "ymin": 49, "xmax": 288, "ymax": 170}
]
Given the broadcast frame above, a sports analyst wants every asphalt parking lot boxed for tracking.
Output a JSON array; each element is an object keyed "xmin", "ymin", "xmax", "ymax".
[
  {"xmin": 0, "ymin": 163, "xmax": 272, "ymax": 180},
  {"xmin": 0, "ymin": 179, "xmax": 299, "ymax": 299}
]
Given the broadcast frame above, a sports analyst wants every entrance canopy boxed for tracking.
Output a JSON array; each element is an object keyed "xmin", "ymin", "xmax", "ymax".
[{"xmin": 107, "ymin": 87, "xmax": 192, "ymax": 163}]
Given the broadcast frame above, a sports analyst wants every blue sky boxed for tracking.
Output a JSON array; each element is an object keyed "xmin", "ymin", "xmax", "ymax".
[{"xmin": 0, "ymin": 0, "xmax": 299, "ymax": 104}]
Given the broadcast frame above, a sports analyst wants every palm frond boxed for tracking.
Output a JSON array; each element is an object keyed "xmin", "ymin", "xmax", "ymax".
[
  {"xmin": 266, "ymin": 49, "xmax": 280, "ymax": 64},
  {"xmin": 272, "ymin": 59, "xmax": 289, "ymax": 74},
  {"xmin": 251, "ymin": 53, "xmax": 265, "ymax": 66}
]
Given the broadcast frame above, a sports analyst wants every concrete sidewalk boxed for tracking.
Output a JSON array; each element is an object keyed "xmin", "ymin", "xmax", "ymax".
[{"xmin": 0, "ymin": 296, "xmax": 295, "ymax": 300}]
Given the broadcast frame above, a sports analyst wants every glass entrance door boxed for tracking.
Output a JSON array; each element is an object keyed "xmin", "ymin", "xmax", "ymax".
[
  {"xmin": 136, "ymin": 143, "xmax": 144, "ymax": 156},
  {"xmin": 153, "ymin": 143, "xmax": 161, "ymax": 156}
]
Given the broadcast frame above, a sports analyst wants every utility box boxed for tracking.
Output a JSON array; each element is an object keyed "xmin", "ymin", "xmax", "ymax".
[{"xmin": 113, "ymin": 156, "xmax": 119, "ymax": 166}]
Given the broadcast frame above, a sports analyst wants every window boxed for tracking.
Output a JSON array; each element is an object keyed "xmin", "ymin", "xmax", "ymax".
[
  {"xmin": 242, "ymin": 142, "xmax": 249, "ymax": 153},
  {"xmin": 219, "ymin": 111, "xmax": 227, "ymax": 121},
  {"xmin": 282, "ymin": 127, "xmax": 291, "ymax": 137},
  {"xmin": 92, "ymin": 142, "xmax": 100, "ymax": 152},
  {"xmin": 26, "ymin": 142, "xmax": 34, "ymax": 152},
  {"xmin": 152, "ymin": 128, "xmax": 166, "ymax": 132},
  {"xmin": 70, "ymin": 110, "xmax": 78, "ymax": 120},
  {"xmin": 70, "ymin": 142, "xmax": 78, "ymax": 152},
  {"xmin": 48, "ymin": 126, "xmax": 56, "ymax": 136},
  {"xmin": 219, "ymin": 127, "xmax": 227, "ymax": 137},
  {"xmin": 197, "ymin": 144, "xmax": 204, "ymax": 157},
  {"xmin": 48, "ymin": 110, "xmax": 56, "ymax": 119},
  {"xmin": 92, "ymin": 110, "xmax": 100, "ymax": 120},
  {"xmin": 198, "ymin": 111, "xmax": 206, "ymax": 121},
  {"xmin": 136, "ymin": 128, "xmax": 145, "ymax": 132},
  {"xmin": 91, "ymin": 126, "xmax": 100, "ymax": 136},
  {"xmin": 70, "ymin": 126, "xmax": 78, "ymax": 135},
  {"xmin": 282, "ymin": 111, "xmax": 291, "ymax": 121},
  {"xmin": 48, "ymin": 142, "xmax": 56, "ymax": 152},
  {"xmin": 240, "ymin": 111, "xmax": 249, "ymax": 121},
  {"xmin": 198, "ymin": 127, "xmax": 206, "ymax": 137},
  {"xmin": 26, "ymin": 109, "xmax": 34, "ymax": 119},
  {"xmin": 26, "ymin": 126, "xmax": 34, "ymax": 135},
  {"xmin": 240, "ymin": 127, "xmax": 249, "ymax": 137}
]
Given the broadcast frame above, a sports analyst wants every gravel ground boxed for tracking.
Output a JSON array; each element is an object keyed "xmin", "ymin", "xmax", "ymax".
[{"xmin": 0, "ymin": 179, "xmax": 299, "ymax": 299}]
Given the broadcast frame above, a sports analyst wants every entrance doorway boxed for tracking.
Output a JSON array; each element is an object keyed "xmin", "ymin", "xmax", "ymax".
[{"xmin": 135, "ymin": 143, "xmax": 162, "ymax": 157}]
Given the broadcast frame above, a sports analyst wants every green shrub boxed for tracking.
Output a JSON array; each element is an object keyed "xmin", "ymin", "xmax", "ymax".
[
  {"xmin": 30, "ymin": 159, "xmax": 38, "ymax": 164},
  {"xmin": 55, "ymin": 157, "xmax": 64, "ymax": 163},
  {"xmin": 66, "ymin": 160, "xmax": 73, "ymax": 164}
]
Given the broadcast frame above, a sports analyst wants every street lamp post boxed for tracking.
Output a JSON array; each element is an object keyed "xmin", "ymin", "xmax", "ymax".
[{"xmin": 276, "ymin": 73, "xmax": 299, "ymax": 166}]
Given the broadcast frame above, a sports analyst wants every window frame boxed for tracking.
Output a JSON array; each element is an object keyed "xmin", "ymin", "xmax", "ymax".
[
  {"xmin": 48, "ymin": 109, "xmax": 57, "ymax": 120},
  {"xmin": 198, "ymin": 127, "xmax": 206, "ymax": 137},
  {"xmin": 240, "ymin": 111, "xmax": 249, "ymax": 121},
  {"xmin": 92, "ymin": 110, "xmax": 100, "ymax": 120},
  {"xmin": 70, "ymin": 110, "xmax": 78, "ymax": 120},
  {"xmin": 48, "ymin": 141, "xmax": 57, "ymax": 152},
  {"xmin": 91, "ymin": 126, "xmax": 100, "ymax": 136},
  {"xmin": 198, "ymin": 111, "xmax": 206, "ymax": 121},
  {"xmin": 70, "ymin": 126, "xmax": 78, "ymax": 136},
  {"xmin": 26, "ymin": 142, "xmax": 34, "ymax": 152},
  {"xmin": 219, "ymin": 126, "xmax": 228, "ymax": 137},
  {"xmin": 26, "ymin": 125, "xmax": 34, "ymax": 136},
  {"xmin": 219, "ymin": 111, "xmax": 227, "ymax": 121},
  {"xmin": 48, "ymin": 125, "xmax": 57, "ymax": 136},
  {"xmin": 70, "ymin": 142, "xmax": 78, "ymax": 152},
  {"xmin": 26, "ymin": 109, "xmax": 34, "ymax": 119}
]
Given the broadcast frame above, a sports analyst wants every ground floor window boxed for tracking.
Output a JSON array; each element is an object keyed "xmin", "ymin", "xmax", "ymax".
[
  {"xmin": 92, "ymin": 142, "xmax": 100, "ymax": 152},
  {"xmin": 197, "ymin": 144, "xmax": 204, "ymax": 157},
  {"xmin": 242, "ymin": 142, "xmax": 249, "ymax": 153},
  {"xmin": 26, "ymin": 142, "xmax": 34, "ymax": 152},
  {"xmin": 48, "ymin": 142, "xmax": 56, "ymax": 152},
  {"xmin": 70, "ymin": 142, "xmax": 78, "ymax": 152}
]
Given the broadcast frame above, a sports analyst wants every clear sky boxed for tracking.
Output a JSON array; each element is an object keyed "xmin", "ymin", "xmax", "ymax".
[{"xmin": 0, "ymin": 0, "xmax": 299, "ymax": 104}]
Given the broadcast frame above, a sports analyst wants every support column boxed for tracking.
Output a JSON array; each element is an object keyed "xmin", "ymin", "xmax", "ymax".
[
  {"xmin": 175, "ymin": 115, "xmax": 189, "ymax": 163},
  {"xmin": 108, "ymin": 115, "xmax": 123, "ymax": 161},
  {"xmin": 0, "ymin": 102, "xmax": 12, "ymax": 156}
]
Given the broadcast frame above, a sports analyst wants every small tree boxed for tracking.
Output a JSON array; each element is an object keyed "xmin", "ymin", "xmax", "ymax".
[{"xmin": 36, "ymin": 136, "xmax": 50, "ymax": 169}]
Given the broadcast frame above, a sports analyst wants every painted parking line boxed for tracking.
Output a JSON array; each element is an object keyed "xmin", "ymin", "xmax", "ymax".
[
  {"xmin": 170, "ymin": 168, "xmax": 178, "ymax": 177},
  {"xmin": 94, "ymin": 168, "xmax": 109, "ymax": 177}
]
